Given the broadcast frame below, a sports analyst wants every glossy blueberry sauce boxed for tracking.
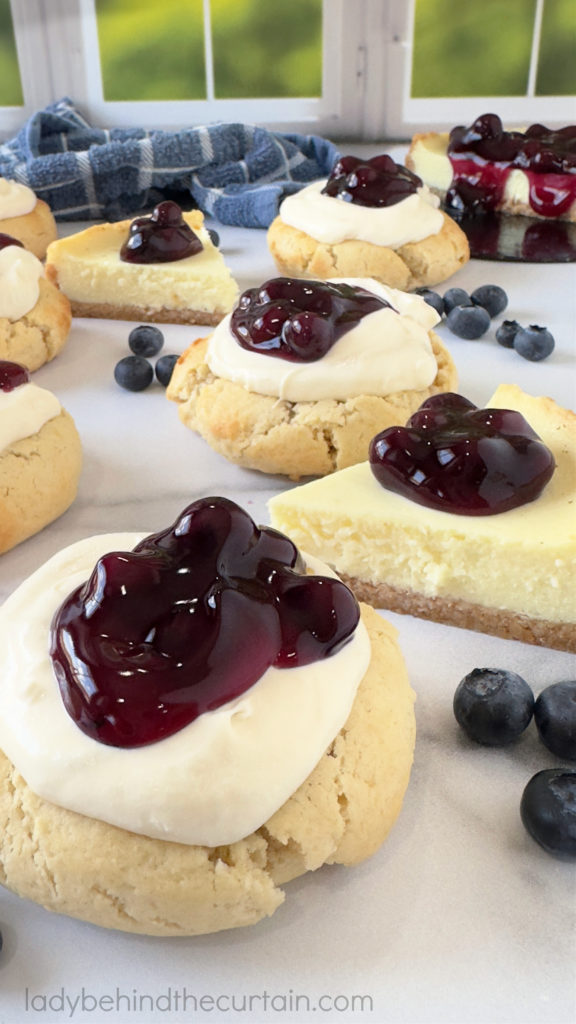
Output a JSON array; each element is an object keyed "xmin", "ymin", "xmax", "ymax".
[
  {"xmin": 230, "ymin": 277, "xmax": 390, "ymax": 362},
  {"xmin": 0, "ymin": 233, "xmax": 24, "ymax": 252},
  {"xmin": 120, "ymin": 201, "xmax": 203, "ymax": 264},
  {"xmin": 447, "ymin": 114, "xmax": 576, "ymax": 218},
  {"xmin": 369, "ymin": 392, "xmax": 555, "ymax": 515},
  {"xmin": 322, "ymin": 154, "xmax": 423, "ymax": 207},
  {"xmin": 0, "ymin": 360, "xmax": 30, "ymax": 392},
  {"xmin": 50, "ymin": 498, "xmax": 360, "ymax": 748}
]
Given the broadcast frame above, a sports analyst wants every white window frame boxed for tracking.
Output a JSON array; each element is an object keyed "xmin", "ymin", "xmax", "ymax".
[{"xmin": 1, "ymin": 0, "xmax": 575, "ymax": 142}]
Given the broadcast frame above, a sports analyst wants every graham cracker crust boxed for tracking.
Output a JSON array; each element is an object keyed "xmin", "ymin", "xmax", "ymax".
[
  {"xmin": 69, "ymin": 301, "xmax": 225, "ymax": 326},
  {"xmin": 340, "ymin": 575, "xmax": 576, "ymax": 653}
]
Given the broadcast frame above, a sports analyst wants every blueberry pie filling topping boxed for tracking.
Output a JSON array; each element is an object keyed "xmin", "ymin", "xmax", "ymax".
[
  {"xmin": 322, "ymin": 155, "xmax": 423, "ymax": 208},
  {"xmin": 120, "ymin": 200, "xmax": 203, "ymax": 264},
  {"xmin": 230, "ymin": 277, "xmax": 391, "ymax": 362},
  {"xmin": 369, "ymin": 392, "xmax": 555, "ymax": 515},
  {"xmin": 50, "ymin": 497, "xmax": 360, "ymax": 748},
  {"xmin": 446, "ymin": 114, "xmax": 576, "ymax": 218}
]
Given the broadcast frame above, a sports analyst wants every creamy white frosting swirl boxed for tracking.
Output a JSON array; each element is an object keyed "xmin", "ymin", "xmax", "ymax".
[
  {"xmin": 0, "ymin": 381, "xmax": 61, "ymax": 454},
  {"xmin": 279, "ymin": 179, "xmax": 444, "ymax": 248},
  {"xmin": 0, "ymin": 536, "xmax": 371, "ymax": 847},
  {"xmin": 207, "ymin": 278, "xmax": 441, "ymax": 402},
  {"xmin": 0, "ymin": 177, "xmax": 36, "ymax": 219},
  {"xmin": 0, "ymin": 245, "xmax": 44, "ymax": 320}
]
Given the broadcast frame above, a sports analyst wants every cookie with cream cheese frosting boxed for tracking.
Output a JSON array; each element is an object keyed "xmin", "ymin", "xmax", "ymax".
[
  {"xmin": 167, "ymin": 276, "xmax": 457, "ymax": 479},
  {"xmin": 0, "ymin": 497, "xmax": 414, "ymax": 935}
]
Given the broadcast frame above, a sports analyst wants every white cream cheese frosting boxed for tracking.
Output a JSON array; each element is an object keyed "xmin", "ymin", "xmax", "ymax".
[
  {"xmin": 0, "ymin": 177, "xmax": 36, "ymax": 220},
  {"xmin": 206, "ymin": 278, "xmax": 441, "ymax": 402},
  {"xmin": 0, "ymin": 381, "xmax": 61, "ymax": 453},
  {"xmin": 279, "ymin": 179, "xmax": 444, "ymax": 248},
  {"xmin": 0, "ymin": 536, "xmax": 371, "ymax": 847},
  {"xmin": 0, "ymin": 245, "xmax": 44, "ymax": 320}
]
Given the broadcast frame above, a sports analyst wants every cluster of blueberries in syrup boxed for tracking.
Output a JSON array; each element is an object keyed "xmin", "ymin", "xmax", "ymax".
[
  {"xmin": 321, "ymin": 154, "xmax": 422, "ymax": 207},
  {"xmin": 50, "ymin": 498, "xmax": 359, "ymax": 748},
  {"xmin": 230, "ymin": 277, "xmax": 389, "ymax": 361},
  {"xmin": 369, "ymin": 392, "xmax": 555, "ymax": 517}
]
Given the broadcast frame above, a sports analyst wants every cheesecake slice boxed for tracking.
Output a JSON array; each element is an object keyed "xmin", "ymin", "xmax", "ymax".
[
  {"xmin": 406, "ymin": 115, "xmax": 576, "ymax": 222},
  {"xmin": 269, "ymin": 385, "xmax": 576, "ymax": 652},
  {"xmin": 45, "ymin": 208, "xmax": 238, "ymax": 325}
]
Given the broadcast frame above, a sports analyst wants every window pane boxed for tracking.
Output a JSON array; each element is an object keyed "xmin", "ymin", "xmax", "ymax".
[
  {"xmin": 0, "ymin": 1, "xmax": 23, "ymax": 106},
  {"xmin": 211, "ymin": 0, "xmax": 322, "ymax": 99},
  {"xmin": 95, "ymin": 0, "xmax": 206, "ymax": 101},
  {"xmin": 412, "ymin": 0, "xmax": 536, "ymax": 98},
  {"xmin": 536, "ymin": 0, "xmax": 576, "ymax": 95}
]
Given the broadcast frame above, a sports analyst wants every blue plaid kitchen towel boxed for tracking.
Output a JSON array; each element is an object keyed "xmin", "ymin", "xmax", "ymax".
[{"xmin": 0, "ymin": 98, "xmax": 340, "ymax": 227}]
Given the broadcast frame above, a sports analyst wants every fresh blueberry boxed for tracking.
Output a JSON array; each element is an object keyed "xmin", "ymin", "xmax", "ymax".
[
  {"xmin": 495, "ymin": 319, "xmax": 521, "ymax": 348},
  {"xmin": 514, "ymin": 325, "xmax": 555, "ymax": 361},
  {"xmin": 114, "ymin": 355, "xmax": 154, "ymax": 392},
  {"xmin": 446, "ymin": 303, "xmax": 491, "ymax": 339},
  {"xmin": 155, "ymin": 353, "xmax": 179, "ymax": 387},
  {"xmin": 520, "ymin": 769, "xmax": 576, "ymax": 860},
  {"xmin": 453, "ymin": 667, "xmax": 534, "ymax": 746},
  {"xmin": 470, "ymin": 284, "xmax": 508, "ymax": 318},
  {"xmin": 443, "ymin": 287, "xmax": 472, "ymax": 315},
  {"xmin": 207, "ymin": 228, "xmax": 220, "ymax": 248},
  {"xmin": 128, "ymin": 325, "xmax": 164, "ymax": 358},
  {"xmin": 534, "ymin": 681, "xmax": 576, "ymax": 761},
  {"xmin": 414, "ymin": 287, "xmax": 444, "ymax": 317}
]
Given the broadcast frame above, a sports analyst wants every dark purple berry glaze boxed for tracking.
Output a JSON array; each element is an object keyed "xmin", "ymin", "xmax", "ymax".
[
  {"xmin": 369, "ymin": 393, "xmax": 555, "ymax": 516},
  {"xmin": 0, "ymin": 360, "xmax": 30, "ymax": 392},
  {"xmin": 447, "ymin": 114, "xmax": 576, "ymax": 218},
  {"xmin": 50, "ymin": 498, "xmax": 360, "ymax": 748},
  {"xmin": 0, "ymin": 232, "xmax": 24, "ymax": 252},
  {"xmin": 120, "ymin": 201, "xmax": 203, "ymax": 264},
  {"xmin": 322, "ymin": 154, "xmax": 423, "ymax": 208},
  {"xmin": 230, "ymin": 277, "xmax": 391, "ymax": 362}
]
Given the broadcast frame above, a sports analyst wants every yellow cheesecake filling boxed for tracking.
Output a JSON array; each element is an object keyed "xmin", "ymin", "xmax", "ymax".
[{"xmin": 269, "ymin": 386, "xmax": 576, "ymax": 625}]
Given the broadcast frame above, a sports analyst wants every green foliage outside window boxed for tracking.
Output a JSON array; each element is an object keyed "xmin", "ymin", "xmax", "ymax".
[
  {"xmin": 537, "ymin": 0, "xmax": 576, "ymax": 95},
  {"xmin": 0, "ymin": 1, "xmax": 23, "ymax": 106},
  {"xmin": 96, "ymin": 0, "xmax": 207, "ymax": 101},
  {"xmin": 412, "ymin": 0, "xmax": 575, "ymax": 98},
  {"xmin": 95, "ymin": 0, "xmax": 322, "ymax": 102}
]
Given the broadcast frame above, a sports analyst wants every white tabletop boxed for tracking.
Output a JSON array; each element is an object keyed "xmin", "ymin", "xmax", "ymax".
[{"xmin": 0, "ymin": 211, "xmax": 575, "ymax": 1024}]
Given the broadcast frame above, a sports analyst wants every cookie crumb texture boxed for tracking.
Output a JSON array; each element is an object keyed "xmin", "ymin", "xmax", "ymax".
[
  {"xmin": 267, "ymin": 212, "xmax": 469, "ymax": 291},
  {"xmin": 0, "ymin": 606, "xmax": 415, "ymax": 936},
  {"xmin": 167, "ymin": 335, "xmax": 456, "ymax": 479},
  {"xmin": 0, "ymin": 200, "xmax": 57, "ymax": 260},
  {"xmin": 0, "ymin": 278, "xmax": 72, "ymax": 372},
  {"xmin": 0, "ymin": 410, "xmax": 82, "ymax": 554}
]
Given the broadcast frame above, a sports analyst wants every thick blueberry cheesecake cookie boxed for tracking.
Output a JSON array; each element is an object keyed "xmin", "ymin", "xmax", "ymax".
[
  {"xmin": 268, "ymin": 154, "xmax": 469, "ymax": 290},
  {"xmin": 0, "ymin": 498, "xmax": 415, "ymax": 935},
  {"xmin": 167, "ymin": 276, "xmax": 457, "ymax": 478}
]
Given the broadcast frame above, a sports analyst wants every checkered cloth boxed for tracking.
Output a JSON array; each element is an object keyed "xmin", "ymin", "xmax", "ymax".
[{"xmin": 0, "ymin": 97, "xmax": 339, "ymax": 227}]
